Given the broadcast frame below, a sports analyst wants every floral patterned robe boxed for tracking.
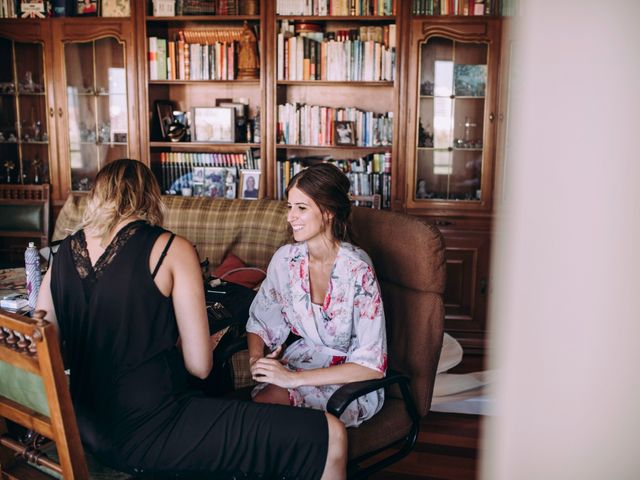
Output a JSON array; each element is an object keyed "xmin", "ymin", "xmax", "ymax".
[{"xmin": 246, "ymin": 241, "xmax": 387, "ymax": 427}]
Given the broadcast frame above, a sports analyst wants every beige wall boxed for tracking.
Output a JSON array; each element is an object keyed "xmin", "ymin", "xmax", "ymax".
[{"xmin": 483, "ymin": 1, "xmax": 640, "ymax": 478}]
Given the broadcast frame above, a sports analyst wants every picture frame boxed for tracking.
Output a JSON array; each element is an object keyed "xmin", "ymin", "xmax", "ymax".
[
  {"xmin": 334, "ymin": 120, "xmax": 356, "ymax": 146},
  {"xmin": 101, "ymin": 0, "xmax": 130, "ymax": 17},
  {"xmin": 191, "ymin": 166, "xmax": 238, "ymax": 199},
  {"xmin": 215, "ymin": 100, "xmax": 247, "ymax": 121},
  {"xmin": 155, "ymin": 100, "xmax": 177, "ymax": 140},
  {"xmin": 239, "ymin": 169, "xmax": 260, "ymax": 200},
  {"xmin": 76, "ymin": 0, "xmax": 98, "ymax": 16},
  {"xmin": 20, "ymin": 1, "xmax": 46, "ymax": 18},
  {"xmin": 193, "ymin": 107, "xmax": 235, "ymax": 143}
]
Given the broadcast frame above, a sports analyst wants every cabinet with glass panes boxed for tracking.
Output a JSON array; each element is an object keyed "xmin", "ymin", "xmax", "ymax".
[
  {"xmin": 271, "ymin": 0, "xmax": 399, "ymax": 207},
  {"xmin": 0, "ymin": 17, "xmax": 140, "ymax": 208},
  {"xmin": 138, "ymin": 0, "xmax": 263, "ymax": 198},
  {"xmin": 403, "ymin": 17, "xmax": 501, "ymax": 352},
  {"xmin": 0, "ymin": 23, "xmax": 56, "ymax": 192}
]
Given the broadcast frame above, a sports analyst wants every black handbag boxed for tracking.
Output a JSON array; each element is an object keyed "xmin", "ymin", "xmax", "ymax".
[{"xmin": 189, "ymin": 279, "xmax": 257, "ymax": 396}]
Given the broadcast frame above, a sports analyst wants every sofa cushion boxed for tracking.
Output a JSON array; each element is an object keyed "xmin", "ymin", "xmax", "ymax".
[{"xmin": 212, "ymin": 252, "xmax": 266, "ymax": 289}]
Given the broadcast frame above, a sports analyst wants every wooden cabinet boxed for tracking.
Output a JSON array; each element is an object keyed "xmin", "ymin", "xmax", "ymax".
[
  {"xmin": 0, "ymin": 16, "xmax": 140, "ymax": 211},
  {"xmin": 401, "ymin": 17, "xmax": 502, "ymax": 351}
]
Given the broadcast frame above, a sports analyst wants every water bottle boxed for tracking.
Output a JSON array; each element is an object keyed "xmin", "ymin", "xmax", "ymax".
[{"xmin": 25, "ymin": 242, "xmax": 42, "ymax": 310}]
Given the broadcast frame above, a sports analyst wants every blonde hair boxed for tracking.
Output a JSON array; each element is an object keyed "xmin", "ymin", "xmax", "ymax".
[{"xmin": 79, "ymin": 159, "xmax": 164, "ymax": 241}]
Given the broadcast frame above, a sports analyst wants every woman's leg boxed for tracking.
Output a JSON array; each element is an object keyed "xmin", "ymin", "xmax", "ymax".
[
  {"xmin": 252, "ymin": 384, "xmax": 290, "ymax": 405},
  {"xmin": 321, "ymin": 413, "xmax": 347, "ymax": 480}
]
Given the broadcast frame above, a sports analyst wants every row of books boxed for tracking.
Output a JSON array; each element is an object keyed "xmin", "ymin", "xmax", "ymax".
[
  {"xmin": 277, "ymin": 34, "xmax": 396, "ymax": 81},
  {"xmin": 276, "ymin": 154, "xmax": 392, "ymax": 207},
  {"xmin": 280, "ymin": 20, "xmax": 396, "ymax": 46},
  {"xmin": 0, "ymin": 0, "xmax": 17, "ymax": 17},
  {"xmin": 149, "ymin": 33, "xmax": 239, "ymax": 81},
  {"xmin": 159, "ymin": 150, "xmax": 258, "ymax": 170},
  {"xmin": 180, "ymin": 0, "xmax": 241, "ymax": 16},
  {"xmin": 160, "ymin": 149, "xmax": 259, "ymax": 195},
  {"xmin": 276, "ymin": 0, "xmax": 395, "ymax": 16},
  {"xmin": 411, "ymin": 0, "xmax": 501, "ymax": 16},
  {"xmin": 277, "ymin": 103, "xmax": 393, "ymax": 147}
]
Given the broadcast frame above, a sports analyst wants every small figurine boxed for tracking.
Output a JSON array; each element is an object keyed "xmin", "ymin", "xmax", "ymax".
[
  {"xmin": 32, "ymin": 156, "xmax": 42, "ymax": 184},
  {"xmin": 4, "ymin": 160, "xmax": 15, "ymax": 183},
  {"xmin": 237, "ymin": 21, "xmax": 259, "ymax": 80}
]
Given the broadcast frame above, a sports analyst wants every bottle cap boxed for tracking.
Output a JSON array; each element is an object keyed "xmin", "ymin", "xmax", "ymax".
[{"xmin": 28, "ymin": 241, "xmax": 35, "ymax": 248}]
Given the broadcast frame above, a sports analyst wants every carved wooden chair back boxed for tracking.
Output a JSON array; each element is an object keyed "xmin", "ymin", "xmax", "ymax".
[{"xmin": 0, "ymin": 309, "xmax": 89, "ymax": 479}]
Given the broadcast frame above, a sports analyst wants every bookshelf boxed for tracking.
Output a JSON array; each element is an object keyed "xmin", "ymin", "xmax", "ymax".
[
  {"xmin": 140, "ymin": 1, "xmax": 264, "ymax": 197},
  {"xmin": 271, "ymin": 4, "xmax": 399, "ymax": 208}
]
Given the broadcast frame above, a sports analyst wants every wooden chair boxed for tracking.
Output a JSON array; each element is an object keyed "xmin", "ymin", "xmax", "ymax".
[
  {"xmin": 0, "ymin": 184, "xmax": 51, "ymax": 266},
  {"xmin": 0, "ymin": 184, "xmax": 51, "ymax": 248},
  {"xmin": 0, "ymin": 309, "xmax": 88, "ymax": 479}
]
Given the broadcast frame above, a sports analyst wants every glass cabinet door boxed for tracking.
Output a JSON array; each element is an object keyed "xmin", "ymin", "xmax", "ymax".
[
  {"xmin": 0, "ymin": 37, "xmax": 51, "ymax": 185},
  {"xmin": 64, "ymin": 36, "xmax": 129, "ymax": 191},
  {"xmin": 415, "ymin": 37, "xmax": 488, "ymax": 202}
]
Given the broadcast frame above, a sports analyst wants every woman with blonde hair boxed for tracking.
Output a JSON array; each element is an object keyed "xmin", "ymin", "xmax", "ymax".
[{"xmin": 37, "ymin": 159, "xmax": 346, "ymax": 479}]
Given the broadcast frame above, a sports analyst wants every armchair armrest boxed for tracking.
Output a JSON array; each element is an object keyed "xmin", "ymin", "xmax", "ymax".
[{"xmin": 326, "ymin": 369, "xmax": 419, "ymax": 424}]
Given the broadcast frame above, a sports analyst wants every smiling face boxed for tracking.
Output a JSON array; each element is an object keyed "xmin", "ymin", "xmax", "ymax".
[{"xmin": 287, "ymin": 186, "xmax": 334, "ymax": 244}]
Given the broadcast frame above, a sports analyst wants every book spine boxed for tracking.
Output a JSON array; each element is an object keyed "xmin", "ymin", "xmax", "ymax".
[{"xmin": 148, "ymin": 37, "xmax": 158, "ymax": 80}]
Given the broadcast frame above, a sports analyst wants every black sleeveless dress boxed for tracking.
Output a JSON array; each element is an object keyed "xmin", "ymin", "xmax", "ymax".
[{"xmin": 50, "ymin": 221, "xmax": 328, "ymax": 478}]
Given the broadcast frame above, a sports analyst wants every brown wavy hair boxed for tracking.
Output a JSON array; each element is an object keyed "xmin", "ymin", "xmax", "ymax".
[
  {"xmin": 286, "ymin": 163, "xmax": 353, "ymax": 243},
  {"xmin": 79, "ymin": 159, "xmax": 165, "ymax": 242}
]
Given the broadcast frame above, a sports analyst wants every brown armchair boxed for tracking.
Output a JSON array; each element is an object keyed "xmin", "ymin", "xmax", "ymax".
[
  {"xmin": 219, "ymin": 207, "xmax": 447, "ymax": 478},
  {"xmin": 332, "ymin": 207, "xmax": 446, "ymax": 478}
]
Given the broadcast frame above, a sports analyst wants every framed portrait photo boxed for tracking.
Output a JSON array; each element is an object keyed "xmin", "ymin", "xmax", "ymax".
[
  {"xmin": 76, "ymin": 0, "xmax": 98, "ymax": 16},
  {"xmin": 101, "ymin": 0, "xmax": 130, "ymax": 17},
  {"xmin": 155, "ymin": 100, "xmax": 177, "ymax": 140},
  {"xmin": 334, "ymin": 120, "xmax": 356, "ymax": 146},
  {"xmin": 239, "ymin": 169, "xmax": 260, "ymax": 200},
  {"xmin": 193, "ymin": 107, "xmax": 235, "ymax": 143}
]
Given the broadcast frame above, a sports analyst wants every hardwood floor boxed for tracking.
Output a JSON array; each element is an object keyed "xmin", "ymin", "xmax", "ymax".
[{"xmin": 372, "ymin": 412, "xmax": 482, "ymax": 480}]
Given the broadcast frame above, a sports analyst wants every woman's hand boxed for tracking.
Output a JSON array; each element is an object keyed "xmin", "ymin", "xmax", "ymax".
[{"xmin": 251, "ymin": 347, "xmax": 298, "ymax": 388}]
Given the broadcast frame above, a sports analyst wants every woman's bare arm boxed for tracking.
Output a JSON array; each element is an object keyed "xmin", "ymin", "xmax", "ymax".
[
  {"xmin": 35, "ymin": 267, "xmax": 58, "ymax": 328},
  {"xmin": 154, "ymin": 234, "xmax": 212, "ymax": 379}
]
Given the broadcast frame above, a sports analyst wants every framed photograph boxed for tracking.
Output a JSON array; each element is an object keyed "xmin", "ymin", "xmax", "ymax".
[
  {"xmin": 20, "ymin": 1, "xmax": 46, "ymax": 18},
  {"xmin": 334, "ymin": 120, "xmax": 356, "ymax": 146},
  {"xmin": 193, "ymin": 107, "xmax": 235, "ymax": 143},
  {"xmin": 239, "ymin": 169, "xmax": 260, "ymax": 200},
  {"xmin": 76, "ymin": 0, "xmax": 98, "ymax": 15},
  {"xmin": 101, "ymin": 0, "xmax": 130, "ymax": 17},
  {"xmin": 155, "ymin": 100, "xmax": 176, "ymax": 140},
  {"xmin": 215, "ymin": 100, "xmax": 247, "ymax": 121}
]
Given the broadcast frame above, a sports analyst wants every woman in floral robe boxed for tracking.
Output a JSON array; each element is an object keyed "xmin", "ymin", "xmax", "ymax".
[{"xmin": 247, "ymin": 163, "xmax": 387, "ymax": 427}]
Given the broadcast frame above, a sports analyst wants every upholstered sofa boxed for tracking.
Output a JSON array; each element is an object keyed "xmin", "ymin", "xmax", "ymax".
[{"xmin": 48, "ymin": 193, "xmax": 447, "ymax": 477}]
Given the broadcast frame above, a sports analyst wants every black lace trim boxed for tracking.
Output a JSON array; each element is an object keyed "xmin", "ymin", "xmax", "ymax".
[{"xmin": 71, "ymin": 221, "xmax": 146, "ymax": 281}]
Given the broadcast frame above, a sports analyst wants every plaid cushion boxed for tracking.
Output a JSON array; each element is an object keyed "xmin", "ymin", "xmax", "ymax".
[
  {"xmin": 162, "ymin": 196, "xmax": 290, "ymax": 269},
  {"xmin": 53, "ymin": 195, "xmax": 290, "ymax": 270}
]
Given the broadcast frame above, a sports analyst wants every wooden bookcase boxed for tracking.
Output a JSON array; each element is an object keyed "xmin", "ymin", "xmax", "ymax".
[{"xmin": 0, "ymin": 0, "xmax": 506, "ymax": 354}]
